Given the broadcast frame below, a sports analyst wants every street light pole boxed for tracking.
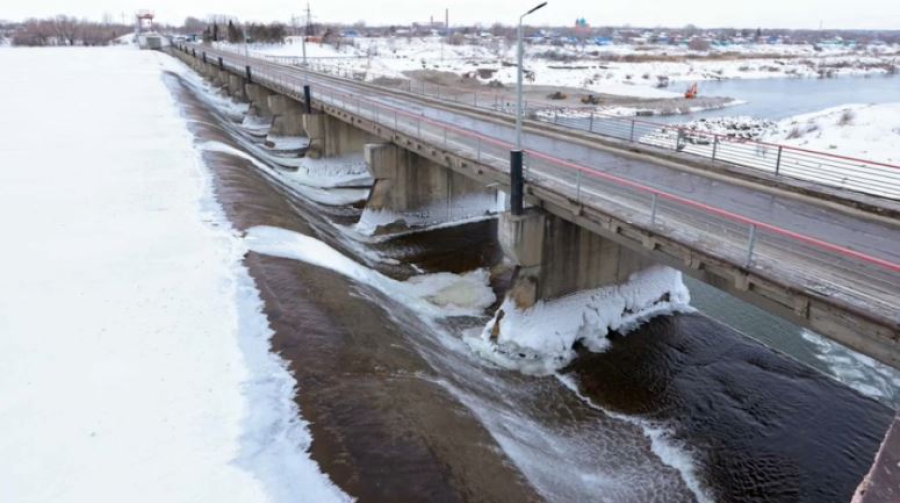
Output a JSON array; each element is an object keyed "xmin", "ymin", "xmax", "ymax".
[
  {"xmin": 511, "ymin": 1, "xmax": 547, "ymax": 215},
  {"xmin": 243, "ymin": 29, "xmax": 249, "ymax": 65}
]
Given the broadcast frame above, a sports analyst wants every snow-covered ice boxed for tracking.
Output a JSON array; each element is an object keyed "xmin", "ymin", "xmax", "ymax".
[
  {"xmin": 0, "ymin": 47, "xmax": 349, "ymax": 503},
  {"xmin": 244, "ymin": 225, "xmax": 496, "ymax": 317},
  {"xmin": 354, "ymin": 192, "xmax": 499, "ymax": 236},
  {"xmin": 198, "ymin": 141, "xmax": 370, "ymax": 205},
  {"xmin": 467, "ymin": 266, "xmax": 693, "ymax": 375},
  {"xmin": 265, "ymin": 135, "xmax": 311, "ymax": 150}
]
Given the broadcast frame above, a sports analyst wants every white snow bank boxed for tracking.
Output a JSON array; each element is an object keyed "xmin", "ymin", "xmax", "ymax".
[
  {"xmin": 266, "ymin": 135, "xmax": 311, "ymax": 150},
  {"xmin": 653, "ymin": 103, "xmax": 900, "ymax": 199},
  {"xmin": 243, "ymin": 113, "xmax": 273, "ymax": 132},
  {"xmin": 666, "ymin": 103, "xmax": 900, "ymax": 167},
  {"xmin": 292, "ymin": 153, "xmax": 372, "ymax": 188},
  {"xmin": 766, "ymin": 102, "xmax": 900, "ymax": 165},
  {"xmin": 467, "ymin": 266, "xmax": 692, "ymax": 375},
  {"xmin": 244, "ymin": 225, "xmax": 495, "ymax": 317},
  {"xmin": 0, "ymin": 47, "xmax": 349, "ymax": 503}
]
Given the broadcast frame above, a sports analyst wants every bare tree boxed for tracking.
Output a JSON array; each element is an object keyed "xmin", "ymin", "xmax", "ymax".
[
  {"xmin": 52, "ymin": 15, "xmax": 80, "ymax": 45},
  {"xmin": 11, "ymin": 16, "xmax": 129, "ymax": 46},
  {"xmin": 183, "ymin": 17, "xmax": 206, "ymax": 34}
]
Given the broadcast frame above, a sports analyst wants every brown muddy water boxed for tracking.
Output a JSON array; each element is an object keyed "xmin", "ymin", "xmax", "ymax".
[{"xmin": 163, "ymin": 65, "xmax": 893, "ymax": 503}]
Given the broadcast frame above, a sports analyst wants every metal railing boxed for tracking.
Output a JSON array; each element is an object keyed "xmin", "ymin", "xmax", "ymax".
[
  {"xmin": 183, "ymin": 45, "xmax": 900, "ymax": 328},
  {"xmin": 234, "ymin": 47, "xmax": 900, "ymax": 201}
]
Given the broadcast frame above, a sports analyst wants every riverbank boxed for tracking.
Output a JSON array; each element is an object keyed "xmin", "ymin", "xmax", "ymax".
[{"xmin": 676, "ymin": 102, "xmax": 900, "ymax": 165}]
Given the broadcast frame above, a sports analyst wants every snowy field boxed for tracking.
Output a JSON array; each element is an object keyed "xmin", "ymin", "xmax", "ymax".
[
  {"xmin": 672, "ymin": 102, "xmax": 900, "ymax": 165},
  {"xmin": 225, "ymin": 36, "xmax": 899, "ymax": 100},
  {"xmin": 765, "ymin": 103, "xmax": 900, "ymax": 164},
  {"xmin": 0, "ymin": 47, "xmax": 348, "ymax": 503}
]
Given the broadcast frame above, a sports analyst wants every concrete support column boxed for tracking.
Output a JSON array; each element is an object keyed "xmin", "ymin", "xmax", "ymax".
[
  {"xmin": 228, "ymin": 75, "xmax": 247, "ymax": 101},
  {"xmin": 362, "ymin": 143, "xmax": 496, "ymax": 233},
  {"xmin": 213, "ymin": 69, "xmax": 229, "ymax": 88},
  {"xmin": 304, "ymin": 113, "xmax": 377, "ymax": 158},
  {"xmin": 499, "ymin": 209, "xmax": 655, "ymax": 308},
  {"xmin": 267, "ymin": 94, "xmax": 306, "ymax": 137},
  {"xmin": 244, "ymin": 84, "xmax": 275, "ymax": 118},
  {"xmin": 365, "ymin": 143, "xmax": 491, "ymax": 211}
]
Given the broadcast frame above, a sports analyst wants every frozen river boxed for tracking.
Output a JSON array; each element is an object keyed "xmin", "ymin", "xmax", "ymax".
[{"xmin": 661, "ymin": 73, "xmax": 900, "ymax": 121}]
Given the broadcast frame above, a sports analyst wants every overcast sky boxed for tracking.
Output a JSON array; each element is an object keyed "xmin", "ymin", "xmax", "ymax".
[{"xmin": 6, "ymin": 0, "xmax": 900, "ymax": 30}]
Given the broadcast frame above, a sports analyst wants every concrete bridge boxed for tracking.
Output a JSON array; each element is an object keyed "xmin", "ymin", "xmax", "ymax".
[{"xmin": 169, "ymin": 45, "xmax": 900, "ymax": 372}]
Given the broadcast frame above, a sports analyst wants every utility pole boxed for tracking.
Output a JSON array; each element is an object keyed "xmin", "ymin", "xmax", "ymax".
[
  {"xmin": 441, "ymin": 8, "xmax": 448, "ymax": 62},
  {"xmin": 302, "ymin": 3, "xmax": 313, "ymax": 67},
  {"xmin": 511, "ymin": 2, "xmax": 548, "ymax": 215}
]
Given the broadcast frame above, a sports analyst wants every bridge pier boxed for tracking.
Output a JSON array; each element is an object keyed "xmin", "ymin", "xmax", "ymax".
[
  {"xmin": 361, "ymin": 143, "xmax": 497, "ymax": 234},
  {"xmin": 207, "ymin": 65, "xmax": 228, "ymax": 89},
  {"xmin": 227, "ymin": 75, "xmax": 247, "ymax": 101},
  {"xmin": 244, "ymin": 83, "xmax": 275, "ymax": 119},
  {"xmin": 303, "ymin": 113, "xmax": 377, "ymax": 159},
  {"xmin": 476, "ymin": 207, "xmax": 689, "ymax": 370},
  {"xmin": 200, "ymin": 62, "xmax": 215, "ymax": 79},
  {"xmin": 267, "ymin": 94, "xmax": 306, "ymax": 137},
  {"xmin": 498, "ymin": 209, "xmax": 662, "ymax": 309}
]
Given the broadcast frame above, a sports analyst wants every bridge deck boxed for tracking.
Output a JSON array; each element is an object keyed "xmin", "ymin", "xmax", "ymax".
[{"xmin": 187, "ymin": 46, "xmax": 900, "ymax": 363}]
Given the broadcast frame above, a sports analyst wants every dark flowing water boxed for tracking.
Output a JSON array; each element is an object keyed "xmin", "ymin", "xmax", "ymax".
[{"xmin": 163, "ymin": 62, "xmax": 894, "ymax": 503}]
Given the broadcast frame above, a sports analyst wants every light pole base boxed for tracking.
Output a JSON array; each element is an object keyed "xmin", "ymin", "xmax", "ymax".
[
  {"xmin": 303, "ymin": 85, "xmax": 312, "ymax": 113},
  {"xmin": 510, "ymin": 149, "xmax": 524, "ymax": 215}
]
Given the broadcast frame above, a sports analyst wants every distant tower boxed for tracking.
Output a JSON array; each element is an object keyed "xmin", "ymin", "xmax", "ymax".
[{"xmin": 135, "ymin": 10, "xmax": 154, "ymax": 35}]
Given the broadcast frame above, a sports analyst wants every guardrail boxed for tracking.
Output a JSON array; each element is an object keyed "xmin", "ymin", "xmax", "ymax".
[
  {"xmin": 184, "ymin": 44, "xmax": 900, "ymax": 327},
  {"xmin": 238, "ymin": 48, "xmax": 900, "ymax": 201}
]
